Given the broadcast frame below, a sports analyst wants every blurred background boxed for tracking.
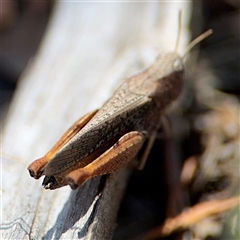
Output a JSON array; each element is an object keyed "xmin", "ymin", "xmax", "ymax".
[
  {"xmin": 1, "ymin": 1, "xmax": 239, "ymax": 239},
  {"xmin": 1, "ymin": 1, "xmax": 52, "ymax": 121}
]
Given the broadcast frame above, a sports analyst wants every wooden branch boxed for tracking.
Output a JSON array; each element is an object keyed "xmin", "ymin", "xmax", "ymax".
[{"xmin": 1, "ymin": 2, "xmax": 191, "ymax": 239}]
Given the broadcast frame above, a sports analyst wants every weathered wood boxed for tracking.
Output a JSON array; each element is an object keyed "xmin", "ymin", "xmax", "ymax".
[{"xmin": 1, "ymin": 2, "xmax": 191, "ymax": 239}]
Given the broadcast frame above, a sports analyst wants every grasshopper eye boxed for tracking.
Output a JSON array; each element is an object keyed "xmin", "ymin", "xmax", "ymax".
[{"xmin": 173, "ymin": 58, "xmax": 184, "ymax": 73}]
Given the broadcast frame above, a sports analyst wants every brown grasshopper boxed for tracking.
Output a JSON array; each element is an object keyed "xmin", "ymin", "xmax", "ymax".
[{"xmin": 28, "ymin": 27, "xmax": 212, "ymax": 190}]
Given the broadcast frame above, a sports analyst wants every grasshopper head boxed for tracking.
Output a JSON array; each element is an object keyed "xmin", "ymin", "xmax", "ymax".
[
  {"xmin": 147, "ymin": 52, "xmax": 184, "ymax": 108},
  {"xmin": 158, "ymin": 52, "xmax": 184, "ymax": 73}
]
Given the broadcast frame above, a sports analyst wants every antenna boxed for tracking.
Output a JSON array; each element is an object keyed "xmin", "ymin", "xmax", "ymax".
[
  {"xmin": 183, "ymin": 29, "xmax": 213, "ymax": 57},
  {"xmin": 174, "ymin": 10, "xmax": 182, "ymax": 52}
]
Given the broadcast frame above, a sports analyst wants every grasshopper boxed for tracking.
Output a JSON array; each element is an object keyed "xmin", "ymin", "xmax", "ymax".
[{"xmin": 28, "ymin": 24, "xmax": 212, "ymax": 190}]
